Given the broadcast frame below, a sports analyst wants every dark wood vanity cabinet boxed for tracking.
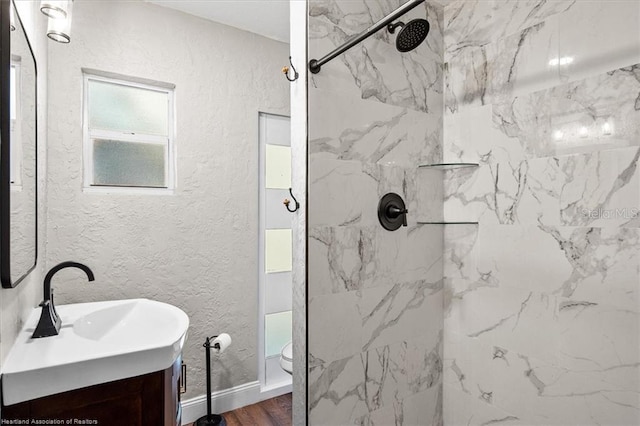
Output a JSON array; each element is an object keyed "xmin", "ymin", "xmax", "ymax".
[{"xmin": 2, "ymin": 357, "xmax": 182, "ymax": 425}]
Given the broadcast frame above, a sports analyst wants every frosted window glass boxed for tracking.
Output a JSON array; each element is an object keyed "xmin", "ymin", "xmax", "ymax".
[
  {"xmin": 88, "ymin": 80, "xmax": 168, "ymax": 136},
  {"xmin": 265, "ymin": 189, "xmax": 292, "ymax": 229},
  {"xmin": 265, "ymin": 229, "xmax": 292, "ymax": 273},
  {"xmin": 264, "ymin": 115, "xmax": 291, "ymax": 147},
  {"xmin": 265, "ymin": 145, "xmax": 291, "ymax": 189},
  {"xmin": 265, "ymin": 272, "xmax": 293, "ymax": 314},
  {"xmin": 265, "ymin": 311, "xmax": 292, "ymax": 358},
  {"xmin": 93, "ymin": 140, "xmax": 166, "ymax": 187}
]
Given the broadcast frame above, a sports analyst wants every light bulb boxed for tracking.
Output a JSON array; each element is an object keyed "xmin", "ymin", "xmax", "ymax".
[
  {"xmin": 579, "ymin": 127, "xmax": 589, "ymax": 138},
  {"xmin": 549, "ymin": 56, "xmax": 574, "ymax": 67},
  {"xmin": 40, "ymin": 0, "xmax": 68, "ymax": 19},
  {"xmin": 47, "ymin": 1, "xmax": 73, "ymax": 43}
]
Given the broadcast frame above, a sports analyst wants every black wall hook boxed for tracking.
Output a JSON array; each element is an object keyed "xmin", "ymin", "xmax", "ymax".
[
  {"xmin": 282, "ymin": 56, "xmax": 299, "ymax": 82},
  {"xmin": 283, "ymin": 188, "xmax": 300, "ymax": 213}
]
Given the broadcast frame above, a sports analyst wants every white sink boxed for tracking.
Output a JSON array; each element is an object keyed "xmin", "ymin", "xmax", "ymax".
[{"xmin": 1, "ymin": 299, "xmax": 189, "ymax": 406}]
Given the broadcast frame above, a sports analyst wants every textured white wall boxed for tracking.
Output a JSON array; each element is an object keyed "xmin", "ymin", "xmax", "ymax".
[
  {"xmin": 0, "ymin": 1, "xmax": 48, "ymax": 368},
  {"xmin": 46, "ymin": 0, "xmax": 289, "ymax": 400}
]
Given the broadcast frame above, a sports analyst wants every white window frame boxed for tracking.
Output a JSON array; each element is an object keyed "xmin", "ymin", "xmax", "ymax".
[
  {"xmin": 10, "ymin": 58, "xmax": 22, "ymax": 191},
  {"xmin": 82, "ymin": 72, "xmax": 176, "ymax": 194},
  {"xmin": 258, "ymin": 112, "xmax": 293, "ymax": 393}
]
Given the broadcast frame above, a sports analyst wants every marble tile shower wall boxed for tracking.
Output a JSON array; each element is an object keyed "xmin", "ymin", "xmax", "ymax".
[
  {"xmin": 308, "ymin": 1, "xmax": 445, "ymax": 424},
  {"xmin": 442, "ymin": 1, "xmax": 640, "ymax": 425}
]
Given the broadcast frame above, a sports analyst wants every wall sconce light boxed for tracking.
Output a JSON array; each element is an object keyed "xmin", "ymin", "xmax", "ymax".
[
  {"xmin": 10, "ymin": 3, "xmax": 15, "ymax": 31},
  {"xmin": 553, "ymin": 130, "xmax": 564, "ymax": 141},
  {"xmin": 45, "ymin": 0, "xmax": 73, "ymax": 43},
  {"xmin": 40, "ymin": 0, "xmax": 68, "ymax": 19},
  {"xmin": 602, "ymin": 121, "xmax": 613, "ymax": 136}
]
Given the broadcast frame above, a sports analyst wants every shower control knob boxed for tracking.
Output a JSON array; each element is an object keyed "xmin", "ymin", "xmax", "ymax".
[
  {"xmin": 378, "ymin": 193, "xmax": 408, "ymax": 231},
  {"xmin": 387, "ymin": 205, "xmax": 408, "ymax": 226},
  {"xmin": 387, "ymin": 205, "xmax": 408, "ymax": 218}
]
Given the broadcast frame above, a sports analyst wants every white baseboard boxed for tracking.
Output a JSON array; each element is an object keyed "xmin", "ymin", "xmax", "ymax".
[{"xmin": 181, "ymin": 380, "xmax": 292, "ymax": 425}]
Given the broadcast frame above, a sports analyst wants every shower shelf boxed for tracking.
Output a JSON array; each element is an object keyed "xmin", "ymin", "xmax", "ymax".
[
  {"xmin": 416, "ymin": 163, "xmax": 480, "ymax": 225},
  {"xmin": 418, "ymin": 162, "xmax": 479, "ymax": 170},
  {"xmin": 417, "ymin": 221, "xmax": 479, "ymax": 225}
]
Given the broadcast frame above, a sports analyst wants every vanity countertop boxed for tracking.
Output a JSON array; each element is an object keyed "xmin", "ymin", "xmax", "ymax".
[{"xmin": 1, "ymin": 298, "xmax": 189, "ymax": 406}]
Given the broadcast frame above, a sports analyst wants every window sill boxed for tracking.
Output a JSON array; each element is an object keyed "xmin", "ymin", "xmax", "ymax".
[{"xmin": 82, "ymin": 186, "xmax": 174, "ymax": 196}]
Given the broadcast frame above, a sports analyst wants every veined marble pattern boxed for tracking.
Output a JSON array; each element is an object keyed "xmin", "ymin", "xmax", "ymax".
[
  {"xmin": 445, "ymin": 0, "xmax": 640, "ymax": 115},
  {"xmin": 493, "ymin": 64, "xmax": 640, "ymax": 160},
  {"xmin": 471, "ymin": 225, "xmax": 640, "ymax": 306},
  {"xmin": 310, "ymin": 89, "xmax": 443, "ymax": 167},
  {"xmin": 308, "ymin": 1, "xmax": 446, "ymax": 423},
  {"xmin": 356, "ymin": 385, "xmax": 443, "ymax": 426},
  {"xmin": 309, "ymin": 224, "xmax": 443, "ymax": 297},
  {"xmin": 308, "ymin": 158, "xmax": 424, "ymax": 227},
  {"xmin": 444, "ymin": 223, "xmax": 640, "ymax": 425},
  {"xmin": 444, "ymin": 383, "xmax": 524, "ymax": 426},
  {"xmin": 443, "ymin": 104, "xmax": 514, "ymax": 164},
  {"xmin": 445, "ymin": 303, "xmax": 640, "ymax": 425},
  {"xmin": 445, "ymin": 221, "xmax": 640, "ymax": 310},
  {"xmin": 559, "ymin": 148, "xmax": 640, "ymax": 227},
  {"xmin": 309, "ymin": 0, "xmax": 444, "ymax": 113},
  {"xmin": 444, "ymin": 0, "xmax": 575, "ymax": 56},
  {"xmin": 442, "ymin": 0, "xmax": 640, "ymax": 425},
  {"xmin": 441, "ymin": 146, "xmax": 640, "ymax": 227},
  {"xmin": 308, "ymin": 225, "xmax": 443, "ymax": 365},
  {"xmin": 445, "ymin": 66, "xmax": 640, "ymax": 166},
  {"xmin": 416, "ymin": 167, "xmax": 445, "ymax": 223},
  {"xmin": 308, "ymin": 276, "xmax": 443, "ymax": 364},
  {"xmin": 309, "ymin": 333, "xmax": 443, "ymax": 425},
  {"xmin": 445, "ymin": 18, "xmax": 561, "ymax": 113},
  {"xmin": 556, "ymin": 0, "xmax": 640, "ymax": 85},
  {"xmin": 442, "ymin": 224, "xmax": 482, "ymax": 288}
]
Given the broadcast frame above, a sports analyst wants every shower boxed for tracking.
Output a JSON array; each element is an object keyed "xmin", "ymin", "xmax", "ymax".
[
  {"xmin": 388, "ymin": 19, "xmax": 430, "ymax": 53},
  {"xmin": 308, "ymin": 0, "xmax": 429, "ymax": 74}
]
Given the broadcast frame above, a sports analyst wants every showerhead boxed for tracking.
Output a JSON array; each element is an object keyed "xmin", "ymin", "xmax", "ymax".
[
  {"xmin": 309, "ymin": 0, "xmax": 432, "ymax": 74},
  {"xmin": 387, "ymin": 19, "xmax": 430, "ymax": 52}
]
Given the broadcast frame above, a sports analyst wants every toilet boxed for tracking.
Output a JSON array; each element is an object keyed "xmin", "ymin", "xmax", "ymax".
[{"xmin": 280, "ymin": 341, "xmax": 292, "ymax": 374}]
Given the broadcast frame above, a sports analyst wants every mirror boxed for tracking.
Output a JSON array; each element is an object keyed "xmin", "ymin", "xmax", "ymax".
[{"xmin": 1, "ymin": 0, "xmax": 38, "ymax": 288}]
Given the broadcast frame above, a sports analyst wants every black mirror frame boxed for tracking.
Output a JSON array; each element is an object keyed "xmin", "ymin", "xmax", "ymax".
[{"xmin": 1, "ymin": 0, "xmax": 38, "ymax": 288}]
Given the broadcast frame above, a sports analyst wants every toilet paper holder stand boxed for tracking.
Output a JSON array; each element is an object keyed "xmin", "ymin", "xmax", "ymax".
[{"xmin": 196, "ymin": 335, "xmax": 227, "ymax": 426}]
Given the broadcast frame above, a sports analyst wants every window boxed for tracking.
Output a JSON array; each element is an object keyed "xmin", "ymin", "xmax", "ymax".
[
  {"xmin": 258, "ymin": 112, "xmax": 292, "ymax": 386},
  {"xmin": 83, "ymin": 72, "xmax": 175, "ymax": 191}
]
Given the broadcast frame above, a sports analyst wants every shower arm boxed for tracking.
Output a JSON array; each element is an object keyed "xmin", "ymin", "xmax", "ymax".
[{"xmin": 308, "ymin": 0, "xmax": 425, "ymax": 74}]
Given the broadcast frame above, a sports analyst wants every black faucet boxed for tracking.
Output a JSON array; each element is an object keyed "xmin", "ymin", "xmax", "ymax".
[{"xmin": 32, "ymin": 261, "xmax": 95, "ymax": 339}]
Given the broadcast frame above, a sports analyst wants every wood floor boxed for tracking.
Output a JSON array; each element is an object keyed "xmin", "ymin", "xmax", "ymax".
[{"xmin": 187, "ymin": 393, "xmax": 292, "ymax": 426}]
